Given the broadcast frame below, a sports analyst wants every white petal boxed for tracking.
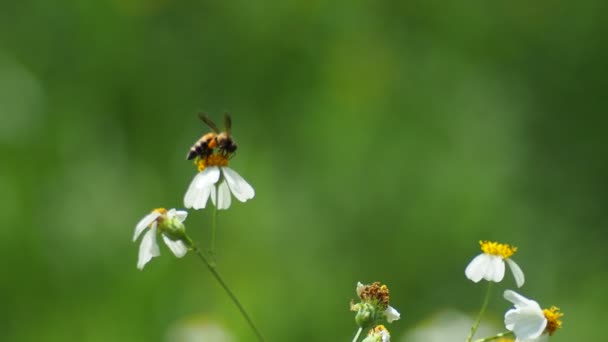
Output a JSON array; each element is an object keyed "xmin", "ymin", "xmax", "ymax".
[
  {"xmin": 195, "ymin": 185, "xmax": 213, "ymax": 209},
  {"xmin": 209, "ymin": 182, "xmax": 231, "ymax": 209},
  {"xmin": 503, "ymin": 290, "xmax": 542, "ymax": 311},
  {"xmin": 174, "ymin": 210, "xmax": 188, "ymax": 223},
  {"xmin": 217, "ymin": 181, "xmax": 232, "ymax": 210},
  {"xmin": 184, "ymin": 167, "xmax": 220, "ymax": 209},
  {"xmin": 162, "ymin": 235, "xmax": 188, "ymax": 258},
  {"xmin": 487, "ymin": 255, "xmax": 506, "ymax": 282},
  {"xmin": 222, "ymin": 167, "xmax": 255, "ymax": 202},
  {"xmin": 184, "ymin": 177, "xmax": 200, "ymax": 208},
  {"xmin": 505, "ymin": 306, "xmax": 547, "ymax": 339},
  {"xmin": 166, "ymin": 208, "xmax": 188, "ymax": 223},
  {"xmin": 184, "ymin": 179, "xmax": 214, "ymax": 209},
  {"xmin": 133, "ymin": 211, "xmax": 161, "ymax": 242},
  {"xmin": 196, "ymin": 166, "xmax": 221, "ymax": 187},
  {"xmin": 210, "ymin": 183, "xmax": 216, "ymax": 206},
  {"xmin": 465, "ymin": 254, "xmax": 490, "ymax": 282},
  {"xmin": 465, "ymin": 254, "xmax": 506, "ymax": 283},
  {"xmin": 356, "ymin": 282, "xmax": 365, "ymax": 297},
  {"xmin": 506, "ymin": 258, "xmax": 525, "ymax": 288},
  {"xmin": 380, "ymin": 330, "xmax": 391, "ymax": 342},
  {"xmin": 137, "ymin": 224, "xmax": 160, "ymax": 270},
  {"xmin": 384, "ymin": 305, "xmax": 401, "ymax": 323}
]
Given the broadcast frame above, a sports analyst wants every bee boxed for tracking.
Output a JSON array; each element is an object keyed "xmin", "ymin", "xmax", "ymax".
[{"xmin": 186, "ymin": 112, "xmax": 238, "ymax": 160}]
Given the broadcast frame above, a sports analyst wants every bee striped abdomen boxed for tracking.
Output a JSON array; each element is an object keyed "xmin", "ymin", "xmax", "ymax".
[{"xmin": 186, "ymin": 133, "xmax": 216, "ymax": 160}]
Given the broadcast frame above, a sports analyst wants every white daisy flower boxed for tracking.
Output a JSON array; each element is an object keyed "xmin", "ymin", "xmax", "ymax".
[
  {"xmin": 362, "ymin": 325, "xmax": 391, "ymax": 342},
  {"xmin": 184, "ymin": 155, "xmax": 254, "ymax": 210},
  {"xmin": 465, "ymin": 240, "xmax": 525, "ymax": 288},
  {"xmin": 503, "ymin": 290, "xmax": 563, "ymax": 342},
  {"xmin": 133, "ymin": 208, "xmax": 190, "ymax": 270},
  {"xmin": 351, "ymin": 282, "xmax": 401, "ymax": 328}
]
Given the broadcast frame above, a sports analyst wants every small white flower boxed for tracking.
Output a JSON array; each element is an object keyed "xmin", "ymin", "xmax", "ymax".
[
  {"xmin": 133, "ymin": 208, "xmax": 189, "ymax": 270},
  {"xmin": 362, "ymin": 325, "xmax": 391, "ymax": 342},
  {"xmin": 465, "ymin": 240, "xmax": 525, "ymax": 287},
  {"xmin": 503, "ymin": 290, "xmax": 563, "ymax": 342},
  {"xmin": 184, "ymin": 165, "xmax": 254, "ymax": 210},
  {"xmin": 504, "ymin": 290, "xmax": 546, "ymax": 341}
]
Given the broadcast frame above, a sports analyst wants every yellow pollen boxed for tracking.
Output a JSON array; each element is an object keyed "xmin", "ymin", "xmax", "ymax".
[
  {"xmin": 495, "ymin": 338, "xmax": 515, "ymax": 342},
  {"xmin": 543, "ymin": 306, "xmax": 563, "ymax": 335},
  {"xmin": 152, "ymin": 208, "xmax": 167, "ymax": 215},
  {"xmin": 152, "ymin": 208, "xmax": 167, "ymax": 222},
  {"xmin": 479, "ymin": 240, "xmax": 517, "ymax": 259},
  {"xmin": 195, "ymin": 153, "xmax": 229, "ymax": 172},
  {"xmin": 368, "ymin": 325, "xmax": 389, "ymax": 336}
]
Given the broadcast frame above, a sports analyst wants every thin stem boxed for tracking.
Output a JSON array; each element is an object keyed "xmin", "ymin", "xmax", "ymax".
[
  {"xmin": 466, "ymin": 282, "xmax": 493, "ymax": 342},
  {"xmin": 473, "ymin": 331, "xmax": 513, "ymax": 342},
  {"xmin": 352, "ymin": 327, "xmax": 363, "ymax": 342},
  {"xmin": 194, "ymin": 248, "xmax": 265, "ymax": 342},
  {"xmin": 210, "ymin": 187, "xmax": 219, "ymax": 252}
]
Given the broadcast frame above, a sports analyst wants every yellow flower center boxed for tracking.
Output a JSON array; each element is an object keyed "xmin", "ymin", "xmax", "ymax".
[
  {"xmin": 359, "ymin": 282, "xmax": 391, "ymax": 309},
  {"xmin": 479, "ymin": 240, "xmax": 517, "ymax": 259},
  {"xmin": 152, "ymin": 208, "xmax": 167, "ymax": 215},
  {"xmin": 195, "ymin": 153, "xmax": 229, "ymax": 172},
  {"xmin": 368, "ymin": 324, "xmax": 389, "ymax": 336},
  {"xmin": 496, "ymin": 338, "xmax": 514, "ymax": 342},
  {"xmin": 152, "ymin": 208, "xmax": 167, "ymax": 223},
  {"xmin": 543, "ymin": 306, "xmax": 563, "ymax": 335}
]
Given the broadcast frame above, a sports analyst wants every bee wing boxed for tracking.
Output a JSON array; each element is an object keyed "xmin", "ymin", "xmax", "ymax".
[
  {"xmin": 224, "ymin": 112, "xmax": 232, "ymax": 135},
  {"xmin": 198, "ymin": 112, "xmax": 220, "ymax": 133}
]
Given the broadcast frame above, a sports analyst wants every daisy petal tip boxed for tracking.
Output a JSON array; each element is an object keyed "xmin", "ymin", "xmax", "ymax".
[{"xmin": 506, "ymin": 258, "xmax": 525, "ymax": 288}]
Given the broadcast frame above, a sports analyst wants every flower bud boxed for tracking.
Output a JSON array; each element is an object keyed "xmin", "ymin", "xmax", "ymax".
[
  {"xmin": 355, "ymin": 302, "xmax": 380, "ymax": 329},
  {"xmin": 157, "ymin": 211, "xmax": 193, "ymax": 248},
  {"xmin": 351, "ymin": 282, "xmax": 401, "ymax": 327}
]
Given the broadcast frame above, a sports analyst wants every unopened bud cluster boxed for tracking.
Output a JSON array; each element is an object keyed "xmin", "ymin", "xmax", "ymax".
[{"xmin": 351, "ymin": 282, "xmax": 400, "ymax": 330}]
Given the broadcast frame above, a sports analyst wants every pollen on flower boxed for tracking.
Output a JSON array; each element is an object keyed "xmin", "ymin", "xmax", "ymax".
[
  {"xmin": 152, "ymin": 208, "xmax": 167, "ymax": 215},
  {"xmin": 479, "ymin": 240, "xmax": 517, "ymax": 259},
  {"xmin": 369, "ymin": 325, "xmax": 388, "ymax": 335},
  {"xmin": 543, "ymin": 306, "xmax": 563, "ymax": 335},
  {"xmin": 195, "ymin": 154, "xmax": 230, "ymax": 171},
  {"xmin": 359, "ymin": 282, "xmax": 390, "ymax": 309},
  {"xmin": 152, "ymin": 208, "xmax": 167, "ymax": 222}
]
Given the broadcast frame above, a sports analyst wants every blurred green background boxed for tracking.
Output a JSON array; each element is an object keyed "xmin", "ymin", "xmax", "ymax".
[{"xmin": 1, "ymin": 1, "xmax": 606, "ymax": 341}]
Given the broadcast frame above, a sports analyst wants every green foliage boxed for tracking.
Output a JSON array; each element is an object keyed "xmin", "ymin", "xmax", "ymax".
[{"xmin": 0, "ymin": 1, "xmax": 606, "ymax": 341}]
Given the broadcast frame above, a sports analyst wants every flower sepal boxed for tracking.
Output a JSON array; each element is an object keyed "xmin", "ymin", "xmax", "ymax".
[
  {"xmin": 158, "ymin": 215, "xmax": 192, "ymax": 248},
  {"xmin": 353, "ymin": 302, "xmax": 380, "ymax": 329}
]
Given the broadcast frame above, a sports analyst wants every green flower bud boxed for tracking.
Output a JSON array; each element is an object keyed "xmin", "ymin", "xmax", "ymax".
[
  {"xmin": 352, "ymin": 282, "xmax": 401, "ymax": 325},
  {"xmin": 355, "ymin": 302, "xmax": 380, "ymax": 329},
  {"xmin": 157, "ymin": 210, "xmax": 193, "ymax": 248}
]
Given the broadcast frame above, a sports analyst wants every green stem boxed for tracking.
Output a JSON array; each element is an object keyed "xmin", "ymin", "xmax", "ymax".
[
  {"xmin": 194, "ymin": 248, "xmax": 265, "ymax": 342},
  {"xmin": 473, "ymin": 331, "xmax": 513, "ymax": 342},
  {"xmin": 466, "ymin": 282, "xmax": 493, "ymax": 342},
  {"xmin": 211, "ymin": 187, "xmax": 219, "ymax": 250},
  {"xmin": 352, "ymin": 327, "xmax": 363, "ymax": 342}
]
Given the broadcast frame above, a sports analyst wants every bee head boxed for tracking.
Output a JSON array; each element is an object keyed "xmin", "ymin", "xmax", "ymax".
[{"xmin": 216, "ymin": 132, "xmax": 238, "ymax": 153}]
